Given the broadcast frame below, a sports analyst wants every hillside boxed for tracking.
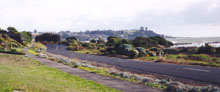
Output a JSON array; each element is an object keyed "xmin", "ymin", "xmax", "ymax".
[{"xmin": 58, "ymin": 27, "xmax": 166, "ymax": 41}]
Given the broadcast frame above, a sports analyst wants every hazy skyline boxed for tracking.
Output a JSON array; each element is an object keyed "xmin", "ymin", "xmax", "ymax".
[{"xmin": 0, "ymin": 0, "xmax": 220, "ymax": 37}]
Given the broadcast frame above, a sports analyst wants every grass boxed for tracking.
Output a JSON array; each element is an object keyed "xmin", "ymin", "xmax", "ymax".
[
  {"xmin": 77, "ymin": 66, "xmax": 167, "ymax": 90},
  {"xmin": 0, "ymin": 53, "xmax": 121, "ymax": 92},
  {"xmin": 139, "ymin": 54, "xmax": 220, "ymax": 67},
  {"xmin": 75, "ymin": 49, "xmax": 101, "ymax": 55},
  {"xmin": 34, "ymin": 42, "xmax": 47, "ymax": 50},
  {"xmin": 78, "ymin": 66, "xmax": 138, "ymax": 83},
  {"xmin": 27, "ymin": 49, "xmax": 39, "ymax": 55}
]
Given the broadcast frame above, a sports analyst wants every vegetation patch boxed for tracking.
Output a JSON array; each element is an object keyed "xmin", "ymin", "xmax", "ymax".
[
  {"xmin": 139, "ymin": 54, "xmax": 220, "ymax": 67},
  {"xmin": 0, "ymin": 53, "xmax": 121, "ymax": 92}
]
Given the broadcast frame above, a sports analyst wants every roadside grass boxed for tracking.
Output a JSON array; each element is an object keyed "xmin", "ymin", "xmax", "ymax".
[
  {"xmin": 0, "ymin": 53, "xmax": 121, "ymax": 92},
  {"xmin": 74, "ymin": 65, "xmax": 166, "ymax": 90},
  {"xmin": 139, "ymin": 54, "xmax": 220, "ymax": 67},
  {"xmin": 75, "ymin": 49, "xmax": 101, "ymax": 55},
  {"xmin": 12, "ymin": 48, "xmax": 23, "ymax": 52},
  {"xmin": 78, "ymin": 66, "xmax": 138, "ymax": 83},
  {"xmin": 34, "ymin": 42, "xmax": 47, "ymax": 50},
  {"xmin": 27, "ymin": 49, "xmax": 39, "ymax": 55}
]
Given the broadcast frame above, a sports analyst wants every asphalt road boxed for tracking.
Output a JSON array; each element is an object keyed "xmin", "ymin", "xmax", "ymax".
[{"xmin": 46, "ymin": 44, "xmax": 220, "ymax": 85}]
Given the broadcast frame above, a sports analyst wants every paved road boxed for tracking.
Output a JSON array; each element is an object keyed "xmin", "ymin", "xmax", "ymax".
[{"xmin": 46, "ymin": 44, "xmax": 220, "ymax": 85}]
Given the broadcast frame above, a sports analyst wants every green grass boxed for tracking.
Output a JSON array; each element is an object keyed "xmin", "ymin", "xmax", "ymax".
[
  {"xmin": 27, "ymin": 49, "xmax": 39, "ymax": 55},
  {"xmin": 139, "ymin": 54, "xmax": 220, "ymax": 67},
  {"xmin": 0, "ymin": 53, "xmax": 121, "ymax": 92},
  {"xmin": 77, "ymin": 66, "xmax": 167, "ymax": 90},
  {"xmin": 12, "ymin": 48, "xmax": 23, "ymax": 52},
  {"xmin": 34, "ymin": 42, "xmax": 47, "ymax": 50}
]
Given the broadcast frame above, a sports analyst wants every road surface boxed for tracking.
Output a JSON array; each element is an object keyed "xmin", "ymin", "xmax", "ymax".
[{"xmin": 46, "ymin": 44, "xmax": 220, "ymax": 85}]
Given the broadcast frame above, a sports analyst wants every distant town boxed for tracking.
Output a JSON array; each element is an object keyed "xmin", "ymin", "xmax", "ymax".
[{"xmin": 56, "ymin": 27, "xmax": 171, "ymax": 41}]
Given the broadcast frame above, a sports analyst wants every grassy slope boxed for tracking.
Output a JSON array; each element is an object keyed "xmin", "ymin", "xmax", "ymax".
[{"xmin": 0, "ymin": 53, "xmax": 121, "ymax": 92}]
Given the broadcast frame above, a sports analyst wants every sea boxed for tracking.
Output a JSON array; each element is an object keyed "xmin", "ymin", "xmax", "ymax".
[{"xmin": 166, "ymin": 37, "xmax": 220, "ymax": 48}]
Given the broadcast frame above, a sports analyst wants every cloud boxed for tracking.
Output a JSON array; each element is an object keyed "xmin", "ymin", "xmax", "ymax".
[{"xmin": 0, "ymin": 0, "xmax": 219, "ymax": 37}]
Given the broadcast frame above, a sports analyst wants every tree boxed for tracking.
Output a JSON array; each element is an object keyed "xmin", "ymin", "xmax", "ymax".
[
  {"xmin": 66, "ymin": 37, "xmax": 77, "ymax": 42},
  {"xmin": 106, "ymin": 36, "xmax": 121, "ymax": 47},
  {"xmin": 150, "ymin": 36, "xmax": 173, "ymax": 47},
  {"xmin": 7, "ymin": 26, "xmax": 18, "ymax": 34},
  {"xmin": 51, "ymin": 34, "xmax": 61, "ymax": 43},
  {"xmin": 90, "ymin": 39, "xmax": 96, "ymax": 43},
  {"xmin": 35, "ymin": 33, "xmax": 60, "ymax": 43},
  {"xmin": 132, "ymin": 37, "xmax": 157, "ymax": 48}
]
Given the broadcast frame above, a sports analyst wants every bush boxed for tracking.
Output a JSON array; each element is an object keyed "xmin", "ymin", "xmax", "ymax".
[
  {"xmin": 128, "ymin": 49, "xmax": 139, "ymax": 58},
  {"xmin": 106, "ymin": 36, "xmax": 121, "ymax": 47},
  {"xmin": 82, "ymin": 43, "xmax": 96, "ymax": 49},
  {"xmin": 197, "ymin": 43, "xmax": 216, "ymax": 54},
  {"xmin": 118, "ymin": 44, "xmax": 133, "ymax": 55},
  {"xmin": 66, "ymin": 44, "xmax": 84, "ymax": 51},
  {"xmin": 105, "ymin": 48, "xmax": 117, "ymax": 54},
  {"xmin": 163, "ymin": 48, "xmax": 180, "ymax": 54},
  {"xmin": 135, "ymin": 47, "xmax": 146, "ymax": 57},
  {"xmin": 185, "ymin": 54, "xmax": 210, "ymax": 61},
  {"xmin": 179, "ymin": 47, "xmax": 198, "ymax": 54}
]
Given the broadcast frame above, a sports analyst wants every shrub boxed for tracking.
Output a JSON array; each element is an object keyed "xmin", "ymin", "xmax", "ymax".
[
  {"xmin": 66, "ymin": 44, "xmax": 84, "ymax": 51},
  {"xmin": 135, "ymin": 47, "xmax": 146, "ymax": 57},
  {"xmin": 105, "ymin": 48, "xmax": 117, "ymax": 54},
  {"xmin": 179, "ymin": 47, "xmax": 198, "ymax": 54},
  {"xmin": 82, "ymin": 43, "xmax": 96, "ymax": 49},
  {"xmin": 197, "ymin": 43, "xmax": 216, "ymax": 54},
  {"xmin": 106, "ymin": 36, "xmax": 121, "ymax": 47},
  {"xmin": 163, "ymin": 48, "xmax": 180, "ymax": 54},
  {"xmin": 128, "ymin": 49, "xmax": 139, "ymax": 58},
  {"xmin": 146, "ymin": 49, "xmax": 157, "ymax": 56},
  {"xmin": 185, "ymin": 54, "xmax": 210, "ymax": 61},
  {"xmin": 90, "ymin": 39, "xmax": 96, "ymax": 43},
  {"xmin": 118, "ymin": 44, "xmax": 133, "ymax": 55}
]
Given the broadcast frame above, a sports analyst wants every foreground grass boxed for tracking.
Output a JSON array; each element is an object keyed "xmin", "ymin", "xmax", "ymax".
[
  {"xmin": 140, "ymin": 54, "xmax": 220, "ymax": 67},
  {"xmin": 0, "ymin": 53, "xmax": 121, "ymax": 92}
]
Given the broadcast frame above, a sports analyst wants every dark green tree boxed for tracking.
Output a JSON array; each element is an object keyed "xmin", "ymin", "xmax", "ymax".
[
  {"xmin": 66, "ymin": 37, "xmax": 77, "ymax": 42},
  {"xmin": 7, "ymin": 26, "xmax": 18, "ymax": 34},
  {"xmin": 90, "ymin": 39, "xmax": 96, "ymax": 43},
  {"xmin": 106, "ymin": 36, "xmax": 121, "ymax": 47}
]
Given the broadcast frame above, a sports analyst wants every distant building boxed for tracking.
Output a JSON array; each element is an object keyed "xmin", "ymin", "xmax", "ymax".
[{"xmin": 34, "ymin": 29, "xmax": 37, "ymax": 33}]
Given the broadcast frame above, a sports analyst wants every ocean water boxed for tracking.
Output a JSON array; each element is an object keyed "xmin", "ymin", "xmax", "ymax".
[{"xmin": 166, "ymin": 37, "xmax": 220, "ymax": 48}]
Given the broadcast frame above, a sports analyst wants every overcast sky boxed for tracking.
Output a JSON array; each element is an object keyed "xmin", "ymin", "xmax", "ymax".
[{"xmin": 0, "ymin": 0, "xmax": 220, "ymax": 37}]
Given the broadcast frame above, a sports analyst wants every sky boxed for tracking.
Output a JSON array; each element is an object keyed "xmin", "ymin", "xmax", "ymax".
[{"xmin": 0, "ymin": 0, "xmax": 220, "ymax": 37}]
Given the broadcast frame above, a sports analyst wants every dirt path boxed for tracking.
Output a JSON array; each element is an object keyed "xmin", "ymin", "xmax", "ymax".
[{"xmin": 24, "ymin": 48, "xmax": 161, "ymax": 92}]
